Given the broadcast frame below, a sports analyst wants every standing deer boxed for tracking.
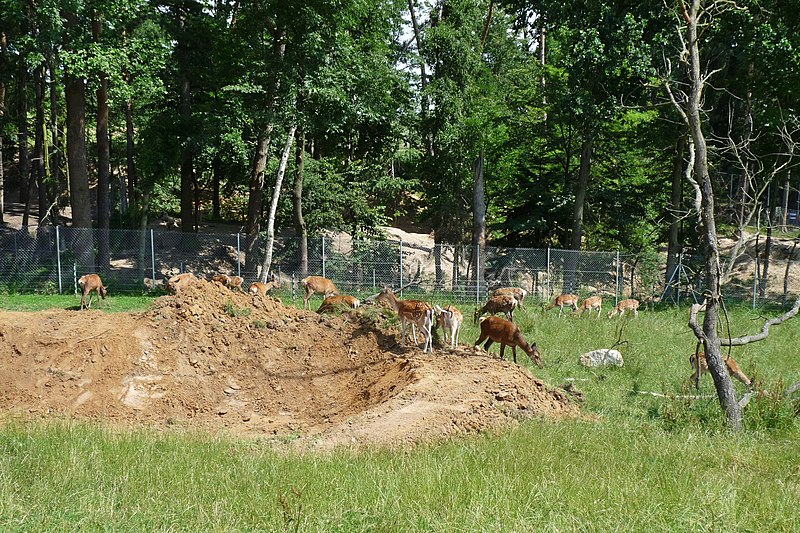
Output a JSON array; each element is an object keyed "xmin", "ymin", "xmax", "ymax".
[
  {"xmin": 300, "ymin": 276, "xmax": 338, "ymax": 310},
  {"xmin": 543, "ymin": 294, "xmax": 579, "ymax": 316},
  {"xmin": 474, "ymin": 316, "xmax": 542, "ymax": 367},
  {"xmin": 491, "ymin": 287, "xmax": 527, "ymax": 309},
  {"xmin": 376, "ymin": 287, "xmax": 434, "ymax": 353},
  {"xmin": 474, "ymin": 294, "xmax": 518, "ymax": 324},
  {"xmin": 577, "ymin": 295, "xmax": 603, "ymax": 318},
  {"xmin": 78, "ymin": 274, "xmax": 107, "ymax": 310},
  {"xmin": 607, "ymin": 298, "xmax": 640, "ymax": 318},
  {"xmin": 690, "ymin": 352, "xmax": 752, "ymax": 389},
  {"xmin": 434, "ymin": 304, "xmax": 463, "ymax": 349}
]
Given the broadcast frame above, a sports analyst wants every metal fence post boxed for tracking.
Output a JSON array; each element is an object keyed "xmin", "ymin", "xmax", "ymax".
[
  {"xmin": 615, "ymin": 250, "xmax": 620, "ymax": 306},
  {"xmin": 399, "ymin": 239, "xmax": 404, "ymax": 296},
  {"xmin": 677, "ymin": 253, "xmax": 682, "ymax": 306},
  {"xmin": 55, "ymin": 226, "xmax": 62, "ymax": 294},
  {"xmin": 150, "ymin": 229, "xmax": 156, "ymax": 287},
  {"xmin": 546, "ymin": 247, "xmax": 551, "ymax": 301},
  {"xmin": 476, "ymin": 245, "xmax": 480, "ymax": 306},
  {"xmin": 237, "ymin": 233, "xmax": 241, "ymax": 278},
  {"xmin": 321, "ymin": 236, "xmax": 326, "ymax": 278},
  {"xmin": 73, "ymin": 263, "xmax": 77, "ymax": 296},
  {"xmin": 292, "ymin": 272, "xmax": 295, "ymax": 301}
]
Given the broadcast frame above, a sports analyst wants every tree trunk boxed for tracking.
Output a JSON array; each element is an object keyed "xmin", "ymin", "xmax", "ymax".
[
  {"xmin": 125, "ymin": 96, "xmax": 135, "ymax": 210},
  {"xmin": 212, "ymin": 155, "xmax": 221, "ymax": 220},
  {"xmin": 245, "ymin": 127, "xmax": 274, "ymax": 275},
  {"xmin": 292, "ymin": 129, "xmax": 308, "ymax": 278},
  {"xmin": 0, "ymin": 31, "xmax": 7, "ymax": 224},
  {"xmin": 471, "ymin": 149, "xmax": 487, "ymax": 294},
  {"xmin": 245, "ymin": 31, "xmax": 285, "ymax": 275},
  {"xmin": 759, "ymin": 179, "xmax": 780, "ymax": 300},
  {"xmin": 18, "ymin": 61, "xmax": 30, "ymax": 206},
  {"xmin": 564, "ymin": 137, "xmax": 592, "ymax": 292},
  {"xmin": 48, "ymin": 56, "xmax": 62, "ymax": 220},
  {"xmin": 177, "ymin": 9, "xmax": 194, "ymax": 233},
  {"xmin": 682, "ymin": 0, "xmax": 741, "ymax": 430},
  {"xmin": 94, "ymin": 13, "xmax": 111, "ymax": 272},
  {"xmin": 781, "ymin": 171, "xmax": 790, "ymax": 231},
  {"xmin": 25, "ymin": 64, "xmax": 46, "ymax": 227},
  {"xmin": 260, "ymin": 124, "xmax": 296, "ymax": 282},
  {"xmin": 665, "ymin": 134, "xmax": 686, "ymax": 298}
]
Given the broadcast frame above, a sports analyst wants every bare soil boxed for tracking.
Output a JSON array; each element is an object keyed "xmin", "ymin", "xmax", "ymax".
[{"xmin": 0, "ymin": 280, "xmax": 578, "ymax": 449}]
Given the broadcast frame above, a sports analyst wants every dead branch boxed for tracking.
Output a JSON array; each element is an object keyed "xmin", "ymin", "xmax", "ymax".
[{"xmin": 723, "ymin": 293, "xmax": 800, "ymax": 346}]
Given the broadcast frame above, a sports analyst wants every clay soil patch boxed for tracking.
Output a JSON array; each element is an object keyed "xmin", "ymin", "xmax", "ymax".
[{"xmin": 0, "ymin": 281, "xmax": 578, "ymax": 449}]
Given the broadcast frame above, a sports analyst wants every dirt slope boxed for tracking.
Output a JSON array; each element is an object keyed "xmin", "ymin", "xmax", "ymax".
[{"xmin": 0, "ymin": 281, "xmax": 577, "ymax": 448}]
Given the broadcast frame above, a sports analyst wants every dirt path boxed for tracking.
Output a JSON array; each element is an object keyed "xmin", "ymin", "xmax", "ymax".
[{"xmin": 0, "ymin": 281, "xmax": 578, "ymax": 448}]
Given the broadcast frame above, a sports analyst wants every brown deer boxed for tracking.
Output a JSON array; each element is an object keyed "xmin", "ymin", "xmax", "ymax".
[
  {"xmin": 317, "ymin": 294, "xmax": 361, "ymax": 313},
  {"xmin": 544, "ymin": 294, "xmax": 579, "ymax": 316},
  {"xmin": 491, "ymin": 287, "xmax": 527, "ymax": 309},
  {"xmin": 434, "ymin": 304, "xmax": 463, "ymax": 349},
  {"xmin": 376, "ymin": 287, "xmax": 434, "ymax": 353},
  {"xmin": 78, "ymin": 274, "xmax": 107, "ymax": 310},
  {"xmin": 474, "ymin": 316, "xmax": 542, "ymax": 367},
  {"xmin": 211, "ymin": 274, "xmax": 244, "ymax": 291},
  {"xmin": 167, "ymin": 273, "xmax": 198, "ymax": 294},
  {"xmin": 690, "ymin": 352, "xmax": 752, "ymax": 389},
  {"xmin": 607, "ymin": 298, "xmax": 640, "ymax": 318},
  {"xmin": 474, "ymin": 294, "xmax": 518, "ymax": 324},
  {"xmin": 577, "ymin": 295, "xmax": 603, "ymax": 318},
  {"xmin": 301, "ymin": 276, "xmax": 339, "ymax": 310}
]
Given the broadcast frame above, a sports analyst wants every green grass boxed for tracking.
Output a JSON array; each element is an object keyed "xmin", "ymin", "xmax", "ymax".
[
  {"xmin": 2, "ymin": 294, "xmax": 800, "ymax": 529},
  {"xmin": 0, "ymin": 421, "xmax": 798, "ymax": 530},
  {"xmin": 0, "ymin": 293, "xmax": 158, "ymax": 313}
]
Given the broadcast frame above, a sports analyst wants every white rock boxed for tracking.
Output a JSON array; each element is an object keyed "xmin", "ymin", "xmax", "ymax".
[{"xmin": 580, "ymin": 349, "xmax": 624, "ymax": 367}]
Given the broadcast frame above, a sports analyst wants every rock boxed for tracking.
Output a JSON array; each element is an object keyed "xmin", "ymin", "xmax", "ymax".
[{"xmin": 579, "ymin": 349, "xmax": 624, "ymax": 367}]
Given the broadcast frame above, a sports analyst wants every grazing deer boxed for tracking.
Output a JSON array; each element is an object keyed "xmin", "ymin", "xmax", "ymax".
[
  {"xmin": 474, "ymin": 294, "xmax": 518, "ymax": 324},
  {"xmin": 474, "ymin": 316, "xmax": 542, "ymax": 367},
  {"xmin": 434, "ymin": 304, "xmax": 463, "ymax": 349},
  {"xmin": 167, "ymin": 273, "xmax": 198, "ymax": 294},
  {"xmin": 577, "ymin": 295, "xmax": 603, "ymax": 318},
  {"xmin": 491, "ymin": 287, "xmax": 527, "ymax": 309},
  {"xmin": 376, "ymin": 287, "xmax": 434, "ymax": 353},
  {"xmin": 211, "ymin": 274, "xmax": 244, "ymax": 292},
  {"xmin": 317, "ymin": 294, "xmax": 361, "ymax": 313},
  {"xmin": 544, "ymin": 294, "xmax": 579, "ymax": 316},
  {"xmin": 607, "ymin": 298, "xmax": 640, "ymax": 318},
  {"xmin": 249, "ymin": 280, "xmax": 280, "ymax": 298},
  {"xmin": 690, "ymin": 352, "xmax": 752, "ymax": 389},
  {"xmin": 300, "ymin": 276, "xmax": 338, "ymax": 310},
  {"xmin": 78, "ymin": 274, "xmax": 107, "ymax": 310}
]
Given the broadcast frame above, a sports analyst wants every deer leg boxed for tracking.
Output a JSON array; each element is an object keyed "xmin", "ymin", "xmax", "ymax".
[
  {"xmin": 499, "ymin": 343, "xmax": 506, "ymax": 361},
  {"xmin": 483, "ymin": 339, "xmax": 494, "ymax": 353},
  {"xmin": 511, "ymin": 346, "xmax": 518, "ymax": 364},
  {"xmin": 474, "ymin": 333, "xmax": 488, "ymax": 347}
]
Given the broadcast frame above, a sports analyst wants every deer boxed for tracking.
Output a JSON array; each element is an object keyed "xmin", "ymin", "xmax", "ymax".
[
  {"xmin": 543, "ymin": 294, "xmax": 579, "ymax": 316},
  {"xmin": 211, "ymin": 274, "xmax": 244, "ymax": 291},
  {"xmin": 690, "ymin": 351, "xmax": 752, "ymax": 389},
  {"xmin": 78, "ymin": 274, "xmax": 107, "ymax": 310},
  {"xmin": 434, "ymin": 304, "xmax": 463, "ymax": 349},
  {"xmin": 167, "ymin": 272, "xmax": 198, "ymax": 294},
  {"xmin": 577, "ymin": 295, "xmax": 603, "ymax": 318},
  {"xmin": 474, "ymin": 294, "xmax": 518, "ymax": 324},
  {"xmin": 607, "ymin": 298, "xmax": 640, "ymax": 318},
  {"xmin": 491, "ymin": 287, "xmax": 527, "ymax": 309},
  {"xmin": 317, "ymin": 294, "xmax": 361, "ymax": 313},
  {"xmin": 474, "ymin": 316, "xmax": 542, "ymax": 367},
  {"xmin": 376, "ymin": 287, "xmax": 434, "ymax": 353},
  {"xmin": 301, "ymin": 275, "xmax": 339, "ymax": 310}
]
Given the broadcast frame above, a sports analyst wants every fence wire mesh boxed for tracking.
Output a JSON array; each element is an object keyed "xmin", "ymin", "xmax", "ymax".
[{"xmin": 0, "ymin": 227, "xmax": 797, "ymax": 308}]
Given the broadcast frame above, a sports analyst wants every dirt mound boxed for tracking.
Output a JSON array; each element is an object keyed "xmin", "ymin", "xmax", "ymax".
[{"xmin": 0, "ymin": 280, "xmax": 578, "ymax": 448}]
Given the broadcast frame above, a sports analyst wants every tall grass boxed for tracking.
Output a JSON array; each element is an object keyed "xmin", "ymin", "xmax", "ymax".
[{"xmin": 1, "ymin": 295, "xmax": 799, "ymax": 529}]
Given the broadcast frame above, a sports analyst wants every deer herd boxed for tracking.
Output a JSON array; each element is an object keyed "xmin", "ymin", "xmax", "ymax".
[{"xmin": 72, "ymin": 272, "xmax": 751, "ymax": 388}]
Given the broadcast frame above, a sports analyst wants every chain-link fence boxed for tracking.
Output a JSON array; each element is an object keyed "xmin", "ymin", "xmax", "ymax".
[{"xmin": 0, "ymin": 226, "xmax": 797, "ymax": 307}]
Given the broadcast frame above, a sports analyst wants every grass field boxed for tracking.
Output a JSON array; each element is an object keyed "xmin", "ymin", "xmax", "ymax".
[{"xmin": 1, "ymin": 293, "xmax": 799, "ymax": 530}]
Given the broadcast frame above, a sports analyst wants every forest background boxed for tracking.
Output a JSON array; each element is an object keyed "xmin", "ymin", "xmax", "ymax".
[{"xmin": 1, "ymin": 0, "xmax": 799, "ymax": 287}]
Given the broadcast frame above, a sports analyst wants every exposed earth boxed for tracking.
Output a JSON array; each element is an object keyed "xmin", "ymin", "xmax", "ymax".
[{"xmin": 0, "ymin": 281, "xmax": 578, "ymax": 449}]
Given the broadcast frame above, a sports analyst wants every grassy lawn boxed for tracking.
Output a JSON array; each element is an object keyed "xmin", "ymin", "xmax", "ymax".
[
  {"xmin": 1, "ymin": 294, "xmax": 799, "ymax": 530},
  {"xmin": 0, "ymin": 292, "xmax": 159, "ymax": 313}
]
